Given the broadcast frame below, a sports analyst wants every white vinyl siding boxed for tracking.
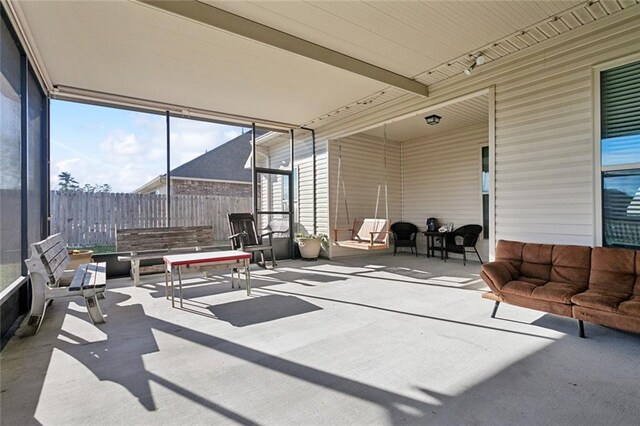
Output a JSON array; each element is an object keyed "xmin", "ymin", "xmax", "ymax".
[
  {"xmin": 479, "ymin": 12, "xmax": 638, "ymax": 248},
  {"xmin": 402, "ymin": 124, "xmax": 488, "ymax": 251},
  {"xmin": 314, "ymin": 8, "xmax": 639, "ymax": 257},
  {"xmin": 328, "ymin": 134, "xmax": 401, "ymax": 258},
  {"xmin": 293, "ymin": 137, "xmax": 329, "ymax": 237}
]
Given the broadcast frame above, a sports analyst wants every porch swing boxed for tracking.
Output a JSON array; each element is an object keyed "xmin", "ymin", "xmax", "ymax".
[{"xmin": 332, "ymin": 126, "xmax": 391, "ymax": 251}]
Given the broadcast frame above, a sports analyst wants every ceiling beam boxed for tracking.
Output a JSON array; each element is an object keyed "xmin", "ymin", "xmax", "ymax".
[{"xmin": 137, "ymin": 0, "xmax": 429, "ymax": 97}]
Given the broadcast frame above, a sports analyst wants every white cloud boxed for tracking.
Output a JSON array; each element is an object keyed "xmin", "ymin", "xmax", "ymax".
[
  {"xmin": 170, "ymin": 120, "xmax": 243, "ymax": 166},
  {"xmin": 100, "ymin": 132, "xmax": 143, "ymax": 157}
]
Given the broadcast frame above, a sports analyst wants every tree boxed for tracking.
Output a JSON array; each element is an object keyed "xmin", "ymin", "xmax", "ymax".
[
  {"xmin": 82, "ymin": 183, "xmax": 112, "ymax": 193},
  {"xmin": 57, "ymin": 171, "xmax": 80, "ymax": 192},
  {"xmin": 57, "ymin": 172, "xmax": 111, "ymax": 193}
]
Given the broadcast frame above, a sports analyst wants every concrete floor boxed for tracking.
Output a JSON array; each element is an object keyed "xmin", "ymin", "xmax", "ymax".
[{"xmin": 1, "ymin": 253, "xmax": 639, "ymax": 425}]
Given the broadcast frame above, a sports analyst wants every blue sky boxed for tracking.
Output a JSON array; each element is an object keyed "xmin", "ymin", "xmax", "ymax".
[{"xmin": 50, "ymin": 100, "xmax": 245, "ymax": 192}]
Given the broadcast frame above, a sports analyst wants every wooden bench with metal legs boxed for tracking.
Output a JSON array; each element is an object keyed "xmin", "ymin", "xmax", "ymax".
[{"xmin": 23, "ymin": 233, "xmax": 107, "ymax": 336}]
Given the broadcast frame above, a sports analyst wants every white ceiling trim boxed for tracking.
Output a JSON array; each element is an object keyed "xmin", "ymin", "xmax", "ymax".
[
  {"xmin": 1, "ymin": 0, "xmax": 52, "ymax": 91},
  {"xmin": 136, "ymin": 0, "xmax": 429, "ymax": 97},
  {"xmin": 413, "ymin": 0, "xmax": 640, "ymax": 86},
  {"xmin": 51, "ymin": 84, "xmax": 298, "ymax": 131}
]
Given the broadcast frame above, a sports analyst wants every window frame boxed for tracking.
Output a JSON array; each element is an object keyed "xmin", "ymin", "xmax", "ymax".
[{"xmin": 593, "ymin": 53, "xmax": 640, "ymax": 246}]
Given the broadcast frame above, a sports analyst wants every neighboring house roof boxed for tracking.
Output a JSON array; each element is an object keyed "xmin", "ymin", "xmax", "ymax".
[
  {"xmin": 133, "ymin": 130, "xmax": 265, "ymax": 193},
  {"xmin": 170, "ymin": 130, "xmax": 265, "ymax": 182}
]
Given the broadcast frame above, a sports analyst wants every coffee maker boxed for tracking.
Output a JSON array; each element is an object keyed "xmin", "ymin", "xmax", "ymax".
[{"xmin": 426, "ymin": 218, "xmax": 438, "ymax": 232}]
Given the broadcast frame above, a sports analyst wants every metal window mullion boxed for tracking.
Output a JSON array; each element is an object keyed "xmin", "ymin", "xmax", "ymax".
[
  {"xmin": 254, "ymin": 167, "xmax": 291, "ymax": 176},
  {"xmin": 289, "ymin": 129, "xmax": 294, "ymax": 258},
  {"xmin": 20, "ymin": 52, "xmax": 28, "ymax": 275},
  {"xmin": 252, "ymin": 123, "xmax": 257, "ymax": 216},
  {"xmin": 166, "ymin": 111, "xmax": 171, "ymax": 226},
  {"xmin": 42, "ymin": 88, "xmax": 50, "ymax": 239}
]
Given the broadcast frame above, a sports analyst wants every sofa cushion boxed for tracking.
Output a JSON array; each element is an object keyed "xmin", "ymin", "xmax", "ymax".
[
  {"xmin": 495, "ymin": 240, "xmax": 524, "ymax": 272},
  {"xmin": 502, "ymin": 280, "xmax": 540, "ymax": 297},
  {"xmin": 590, "ymin": 247, "xmax": 636, "ymax": 295},
  {"xmin": 571, "ymin": 289, "xmax": 629, "ymax": 313},
  {"xmin": 550, "ymin": 244, "xmax": 591, "ymax": 287},
  {"xmin": 532, "ymin": 281, "xmax": 585, "ymax": 304},
  {"xmin": 502, "ymin": 280, "xmax": 583, "ymax": 304},
  {"xmin": 635, "ymin": 254, "xmax": 640, "ymax": 296},
  {"xmin": 617, "ymin": 296, "xmax": 640, "ymax": 319},
  {"xmin": 521, "ymin": 243, "xmax": 553, "ymax": 281},
  {"xmin": 517, "ymin": 276, "xmax": 547, "ymax": 286}
]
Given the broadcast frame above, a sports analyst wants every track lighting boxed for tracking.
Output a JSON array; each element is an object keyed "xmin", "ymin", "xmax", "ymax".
[{"xmin": 464, "ymin": 54, "xmax": 486, "ymax": 76}]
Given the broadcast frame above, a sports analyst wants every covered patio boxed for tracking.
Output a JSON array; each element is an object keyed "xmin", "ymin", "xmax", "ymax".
[
  {"xmin": 2, "ymin": 1, "xmax": 640, "ymax": 424},
  {"xmin": 3, "ymin": 255, "xmax": 638, "ymax": 425}
]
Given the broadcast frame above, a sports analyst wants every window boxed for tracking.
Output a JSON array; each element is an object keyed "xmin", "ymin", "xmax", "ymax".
[
  {"xmin": 600, "ymin": 60, "xmax": 640, "ymax": 248},
  {"xmin": 481, "ymin": 146, "xmax": 489, "ymax": 239},
  {"xmin": 0, "ymin": 10, "xmax": 48, "ymax": 294},
  {"xmin": 0, "ymin": 14, "xmax": 23, "ymax": 289},
  {"xmin": 50, "ymin": 101, "xmax": 166, "ymax": 251}
]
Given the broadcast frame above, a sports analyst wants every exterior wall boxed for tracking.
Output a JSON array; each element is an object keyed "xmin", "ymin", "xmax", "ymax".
[
  {"xmin": 403, "ymin": 124, "xmax": 488, "ymax": 251},
  {"xmin": 140, "ymin": 178, "xmax": 251, "ymax": 197},
  {"xmin": 328, "ymin": 134, "xmax": 402, "ymax": 257},
  {"xmin": 171, "ymin": 179, "xmax": 251, "ymax": 197},
  {"xmin": 293, "ymin": 137, "xmax": 329, "ymax": 237},
  {"xmin": 490, "ymin": 14, "xmax": 639, "ymax": 247},
  {"xmin": 315, "ymin": 7, "xmax": 640, "ymax": 258}
]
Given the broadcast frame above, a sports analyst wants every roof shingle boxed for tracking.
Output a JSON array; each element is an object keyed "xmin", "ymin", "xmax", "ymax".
[{"xmin": 170, "ymin": 130, "xmax": 265, "ymax": 182}]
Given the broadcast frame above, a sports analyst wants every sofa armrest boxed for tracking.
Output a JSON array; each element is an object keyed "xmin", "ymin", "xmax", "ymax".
[{"xmin": 480, "ymin": 261, "xmax": 519, "ymax": 292}]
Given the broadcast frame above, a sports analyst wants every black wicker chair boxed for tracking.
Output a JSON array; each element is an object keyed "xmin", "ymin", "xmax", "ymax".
[
  {"xmin": 390, "ymin": 222, "xmax": 419, "ymax": 256},
  {"xmin": 444, "ymin": 224, "xmax": 483, "ymax": 266}
]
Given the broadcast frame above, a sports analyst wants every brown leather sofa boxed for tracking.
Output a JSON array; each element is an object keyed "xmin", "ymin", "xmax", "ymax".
[{"xmin": 480, "ymin": 240, "xmax": 640, "ymax": 337}]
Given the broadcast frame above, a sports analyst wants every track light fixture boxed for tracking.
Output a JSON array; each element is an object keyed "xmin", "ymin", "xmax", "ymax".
[
  {"xmin": 425, "ymin": 114, "xmax": 441, "ymax": 125},
  {"xmin": 464, "ymin": 54, "xmax": 486, "ymax": 76}
]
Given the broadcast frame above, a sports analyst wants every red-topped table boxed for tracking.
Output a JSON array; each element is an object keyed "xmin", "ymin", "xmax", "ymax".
[{"xmin": 164, "ymin": 250, "xmax": 252, "ymax": 308}]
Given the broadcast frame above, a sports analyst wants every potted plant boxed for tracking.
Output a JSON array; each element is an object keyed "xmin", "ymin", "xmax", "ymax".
[
  {"xmin": 67, "ymin": 248, "xmax": 94, "ymax": 271},
  {"xmin": 295, "ymin": 233, "xmax": 327, "ymax": 260}
]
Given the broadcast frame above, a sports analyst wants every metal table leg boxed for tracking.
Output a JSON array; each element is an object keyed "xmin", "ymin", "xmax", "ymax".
[
  {"xmin": 178, "ymin": 265, "xmax": 183, "ymax": 308},
  {"xmin": 170, "ymin": 266, "xmax": 176, "ymax": 308},
  {"xmin": 245, "ymin": 258, "xmax": 251, "ymax": 296},
  {"xmin": 164, "ymin": 266, "xmax": 169, "ymax": 300}
]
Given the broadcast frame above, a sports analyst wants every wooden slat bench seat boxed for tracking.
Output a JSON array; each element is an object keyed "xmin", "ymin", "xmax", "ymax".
[
  {"xmin": 23, "ymin": 233, "xmax": 107, "ymax": 336},
  {"xmin": 116, "ymin": 225, "xmax": 215, "ymax": 286}
]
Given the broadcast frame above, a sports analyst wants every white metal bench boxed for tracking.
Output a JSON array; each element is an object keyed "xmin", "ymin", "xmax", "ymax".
[
  {"xmin": 116, "ymin": 226, "xmax": 216, "ymax": 286},
  {"xmin": 23, "ymin": 233, "xmax": 107, "ymax": 336}
]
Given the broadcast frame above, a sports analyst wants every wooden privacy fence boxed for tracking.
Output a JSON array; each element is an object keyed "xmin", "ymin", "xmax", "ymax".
[{"xmin": 50, "ymin": 191, "xmax": 252, "ymax": 247}]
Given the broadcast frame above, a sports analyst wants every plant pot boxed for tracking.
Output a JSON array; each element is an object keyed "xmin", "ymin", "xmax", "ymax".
[
  {"xmin": 68, "ymin": 249, "xmax": 94, "ymax": 271},
  {"xmin": 297, "ymin": 238, "xmax": 322, "ymax": 260}
]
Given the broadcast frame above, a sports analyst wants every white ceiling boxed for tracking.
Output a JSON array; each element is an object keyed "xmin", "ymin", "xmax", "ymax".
[
  {"xmin": 10, "ymin": 0, "xmax": 627, "ymax": 130},
  {"xmin": 206, "ymin": 0, "xmax": 581, "ymax": 77},
  {"xmin": 362, "ymin": 94, "xmax": 489, "ymax": 142},
  {"xmin": 14, "ymin": 0, "xmax": 385, "ymax": 126}
]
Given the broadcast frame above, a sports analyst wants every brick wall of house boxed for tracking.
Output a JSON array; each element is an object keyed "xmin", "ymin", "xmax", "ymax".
[{"xmin": 172, "ymin": 179, "xmax": 252, "ymax": 197}]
